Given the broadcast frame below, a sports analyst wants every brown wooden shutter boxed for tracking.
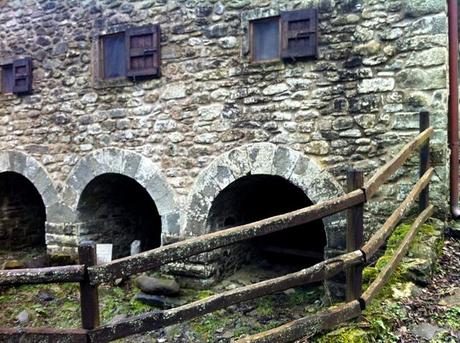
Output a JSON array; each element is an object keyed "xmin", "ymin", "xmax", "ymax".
[
  {"xmin": 281, "ymin": 9, "xmax": 318, "ymax": 60},
  {"xmin": 125, "ymin": 25, "xmax": 160, "ymax": 78},
  {"xmin": 12, "ymin": 58, "xmax": 33, "ymax": 94}
]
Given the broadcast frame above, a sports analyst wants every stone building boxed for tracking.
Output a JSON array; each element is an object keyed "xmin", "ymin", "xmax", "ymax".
[{"xmin": 0, "ymin": 0, "xmax": 451, "ymax": 286}]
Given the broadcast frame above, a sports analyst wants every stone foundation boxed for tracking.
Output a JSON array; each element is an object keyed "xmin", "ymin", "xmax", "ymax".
[{"xmin": 0, "ymin": 0, "xmax": 451, "ymax": 295}]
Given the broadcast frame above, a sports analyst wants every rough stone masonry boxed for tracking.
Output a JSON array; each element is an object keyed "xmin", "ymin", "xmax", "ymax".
[{"xmin": 0, "ymin": 0, "xmax": 450, "ymax": 287}]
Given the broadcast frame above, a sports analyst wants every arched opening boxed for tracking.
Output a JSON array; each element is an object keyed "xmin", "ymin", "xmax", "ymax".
[
  {"xmin": 0, "ymin": 172, "xmax": 46, "ymax": 251},
  {"xmin": 207, "ymin": 174, "xmax": 326, "ymax": 274},
  {"xmin": 77, "ymin": 173, "xmax": 161, "ymax": 259}
]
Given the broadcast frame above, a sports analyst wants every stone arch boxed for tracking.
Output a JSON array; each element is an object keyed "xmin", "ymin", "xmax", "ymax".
[
  {"xmin": 63, "ymin": 148, "xmax": 180, "ymax": 236},
  {"xmin": 0, "ymin": 150, "xmax": 60, "ymax": 221},
  {"xmin": 183, "ymin": 143, "xmax": 345, "ymax": 253}
]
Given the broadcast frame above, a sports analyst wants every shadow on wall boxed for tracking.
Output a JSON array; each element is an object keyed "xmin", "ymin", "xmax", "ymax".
[
  {"xmin": 207, "ymin": 174, "xmax": 326, "ymax": 270},
  {"xmin": 0, "ymin": 172, "xmax": 46, "ymax": 251},
  {"xmin": 76, "ymin": 173, "xmax": 161, "ymax": 259}
]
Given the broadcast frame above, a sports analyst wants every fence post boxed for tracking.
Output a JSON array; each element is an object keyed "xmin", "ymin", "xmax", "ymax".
[
  {"xmin": 78, "ymin": 241, "xmax": 100, "ymax": 330},
  {"xmin": 346, "ymin": 169, "xmax": 364, "ymax": 302},
  {"xmin": 419, "ymin": 110, "xmax": 430, "ymax": 212}
]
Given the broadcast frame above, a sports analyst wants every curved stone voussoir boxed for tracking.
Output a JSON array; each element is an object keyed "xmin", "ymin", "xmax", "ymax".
[
  {"xmin": 64, "ymin": 148, "xmax": 179, "ymax": 234},
  {"xmin": 183, "ymin": 143, "xmax": 345, "ymax": 243},
  {"xmin": 0, "ymin": 150, "xmax": 60, "ymax": 221}
]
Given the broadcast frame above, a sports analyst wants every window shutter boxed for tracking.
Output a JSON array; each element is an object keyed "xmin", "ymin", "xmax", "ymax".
[
  {"xmin": 125, "ymin": 25, "xmax": 160, "ymax": 78},
  {"xmin": 12, "ymin": 58, "xmax": 33, "ymax": 94},
  {"xmin": 281, "ymin": 9, "xmax": 318, "ymax": 60}
]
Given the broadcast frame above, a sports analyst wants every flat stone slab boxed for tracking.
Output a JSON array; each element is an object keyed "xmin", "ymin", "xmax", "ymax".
[
  {"xmin": 410, "ymin": 322, "xmax": 444, "ymax": 340},
  {"xmin": 135, "ymin": 275, "xmax": 180, "ymax": 296},
  {"xmin": 134, "ymin": 292, "xmax": 186, "ymax": 309},
  {"xmin": 439, "ymin": 288, "xmax": 460, "ymax": 307}
]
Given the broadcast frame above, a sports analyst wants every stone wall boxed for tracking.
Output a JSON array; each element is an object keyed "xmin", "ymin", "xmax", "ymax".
[{"xmin": 0, "ymin": 0, "xmax": 450, "ymax": 283}]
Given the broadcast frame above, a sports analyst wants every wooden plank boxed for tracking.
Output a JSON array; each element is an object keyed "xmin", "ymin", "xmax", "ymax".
[
  {"xmin": 78, "ymin": 241, "xmax": 100, "ymax": 330},
  {"xmin": 364, "ymin": 127, "xmax": 433, "ymax": 200},
  {"xmin": 419, "ymin": 111, "xmax": 430, "ymax": 212},
  {"xmin": 362, "ymin": 167, "xmax": 433, "ymax": 259},
  {"xmin": 235, "ymin": 300, "xmax": 362, "ymax": 343},
  {"xmin": 0, "ymin": 327, "xmax": 88, "ymax": 343},
  {"xmin": 0, "ymin": 265, "xmax": 85, "ymax": 286},
  {"xmin": 346, "ymin": 170, "xmax": 364, "ymax": 302},
  {"xmin": 88, "ymin": 189, "xmax": 365, "ymax": 285},
  {"xmin": 362, "ymin": 205, "xmax": 434, "ymax": 305},
  {"xmin": 89, "ymin": 250, "xmax": 365, "ymax": 342}
]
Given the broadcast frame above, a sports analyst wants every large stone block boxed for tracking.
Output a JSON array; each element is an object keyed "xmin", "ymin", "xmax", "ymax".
[{"xmin": 403, "ymin": 0, "xmax": 446, "ymax": 18}]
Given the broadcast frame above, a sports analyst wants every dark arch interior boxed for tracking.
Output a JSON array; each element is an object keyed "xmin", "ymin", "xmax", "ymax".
[
  {"xmin": 207, "ymin": 174, "xmax": 326, "ymax": 269},
  {"xmin": 0, "ymin": 172, "xmax": 46, "ymax": 251},
  {"xmin": 77, "ymin": 173, "xmax": 161, "ymax": 259}
]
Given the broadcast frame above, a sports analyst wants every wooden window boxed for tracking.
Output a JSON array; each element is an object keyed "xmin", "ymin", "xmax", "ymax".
[
  {"xmin": 102, "ymin": 33, "xmax": 126, "ymax": 79},
  {"xmin": 125, "ymin": 25, "xmax": 160, "ymax": 78},
  {"xmin": 1, "ymin": 58, "xmax": 33, "ymax": 94},
  {"xmin": 1, "ymin": 64, "xmax": 13, "ymax": 93},
  {"xmin": 97, "ymin": 25, "xmax": 160, "ymax": 82},
  {"xmin": 281, "ymin": 9, "xmax": 318, "ymax": 60},
  {"xmin": 12, "ymin": 58, "xmax": 33, "ymax": 94},
  {"xmin": 249, "ymin": 9, "xmax": 318, "ymax": 63},
  {"xmin": 250, "ymin": 17, "xmax": 280, "ymax": 62}
]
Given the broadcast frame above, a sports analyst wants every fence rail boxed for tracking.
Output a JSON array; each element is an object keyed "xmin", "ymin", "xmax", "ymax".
[
  {"xmin": 0, "ymin": 111, "xmax": 435, "ymax": 342},
  {"xmin": 0, "ymin": 265, "xmax": 85, "ymax": 286}
]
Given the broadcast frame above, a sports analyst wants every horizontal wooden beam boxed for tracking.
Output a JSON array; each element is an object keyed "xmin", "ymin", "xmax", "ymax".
[
  {"xmin": 0, "ymin": 327, "xmax": 88, "ymax": 342},
  {"xmin": 0, "ymin": 265, "xmax": 85, "ymax": 286},
  {"xmin": 364, "ymin": 127, "xmax": 433, "ymax": 200},
  {"xmin": 362, "ymin": 204, "xmax": 434, "ymax": 304},
  {"xmin": 362, "ymin": 167, "xmax": 433, "ymax": 259},
  {"xmin": 235, "ymin": 300, "xmax": 362, "ymax": 343},
  {"xmin": 88, "ymin": 189, "xmax": 365, "ymax": 285},
  {"xmin": 89, "ymin": 250, "xmax": 365, "ymax": 342}
]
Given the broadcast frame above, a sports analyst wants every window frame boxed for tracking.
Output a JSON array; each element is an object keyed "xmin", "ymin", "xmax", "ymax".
[
  {"xmin": 92, "ymin": 24, "xmax": 161, "ymax": 89},
  {"xmin": 1, "ymin": 57, "xmax": 33, "ymax": 95},
  {"xmin": 100, "ymin": 31, "xmax": 127, "ymax": 81},
  {"xmin": 0, "ymin": 63, "xmax": 14, "ymax": 94},
  {"xmin": 244, "ymin": 8, "xmax": 319, "ymax": 64},
  {"xmin": 249, "ymin": 16, "xmax": 282, "ymax": 64}
]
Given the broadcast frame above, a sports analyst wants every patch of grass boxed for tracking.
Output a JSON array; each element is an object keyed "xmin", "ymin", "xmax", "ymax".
[
  {"xmin": 0, "ymin": 280, "xmax": 154, "ymax": 329},
  {"xmin": 255, "ymin": 296, "xmax": 275, "ymax": 317},
  {"xmin": 287, "ymin": 288, "xmax": 319, "ymax": 307},
  {"xmin": 435, "ymin": 306, "xmax": 460, "ymax": 331},
  {"xmin": 191, "ymin": 310, "xmax": 232, "ymax": 342},
  {"xmin": 253, "ymin": 321, "xmax": 283, "ymax": 334},
  {"xmin": 431, "ymin": 331, "xmax": 458, "ymax": 343}
]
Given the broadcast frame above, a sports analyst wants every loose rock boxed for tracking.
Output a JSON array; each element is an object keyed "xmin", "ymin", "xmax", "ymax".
[{"xmin": 135, "ymin": 275, "xmax": 180, "ymax": 296}]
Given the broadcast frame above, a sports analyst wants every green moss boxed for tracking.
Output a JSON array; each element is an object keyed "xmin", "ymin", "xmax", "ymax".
[
  {"xmin": 314, "ymin": 219, "xmax": 442, "ymax": 342},
  {"xmin": 362, "ymin": 267, "xmax": 378, "ymax": 288},
  {"xmin": 196, "ymin": 290, "xmax": 215, "ymax": 300},
  {"xmin": 375, "ymin": 255, "xmax": 391, "ymax": 270},
  {"xmin": 316, "ymin": 327, "xmax": 370, "ymax": 343},
  {"xmin": 386, "ymin": 224, "xmax": 411, "ymax": 251}
]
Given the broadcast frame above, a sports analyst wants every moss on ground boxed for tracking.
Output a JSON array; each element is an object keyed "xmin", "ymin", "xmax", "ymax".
[{"xmin": 312, "ymin": 219, "xmax": 443, "ymax": 343}]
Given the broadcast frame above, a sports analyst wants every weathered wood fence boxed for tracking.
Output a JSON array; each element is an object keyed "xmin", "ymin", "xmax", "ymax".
[{"xmin": 0, "ymin": 111, "xmax": 435, "ymax": 343}]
